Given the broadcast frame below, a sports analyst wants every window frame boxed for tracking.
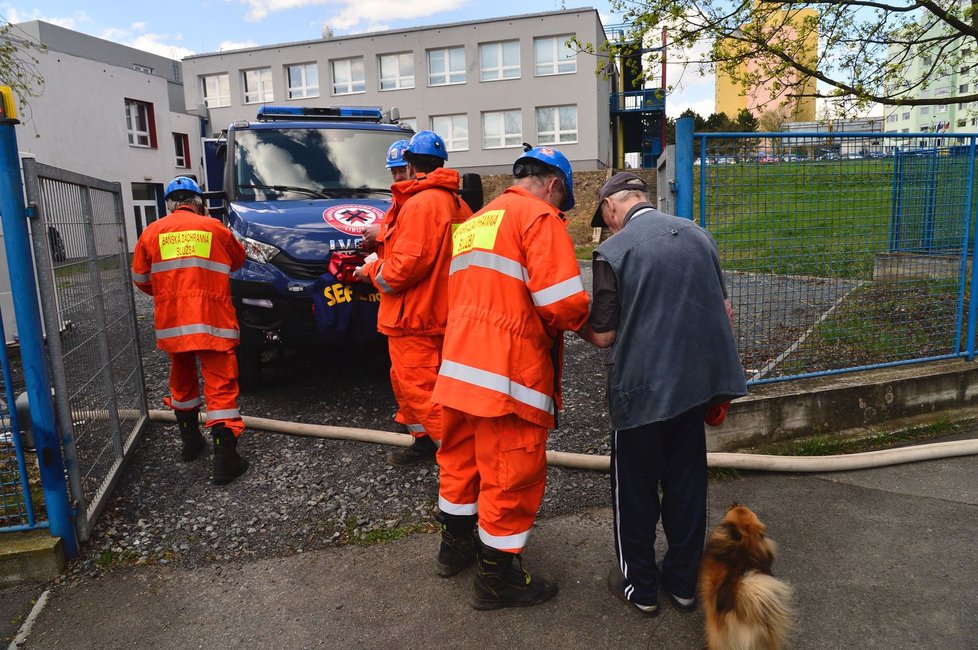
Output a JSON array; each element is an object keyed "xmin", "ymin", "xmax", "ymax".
[
  {"xmin": 482, "ymin": 109, "xmax": 523, "ymax": 149},
  {"xmin": 125, "ymin": 98, "xmax": 157, "ymax": 149},
  {"xmin": 331, "ymin": 57, "xmax": 366, "ymax": 95},
  {"xmin": 427, "ymin": 46, "xmax": 466, "ymax": 86},
  {"xmin": 379, "ymin": 52, "xmax": 415, "ymax": 91},
  {"xmin": 430, "ymin": 114, "xmax": 469, "ymax": 152},
  {"xmin": 535, "ymin": 104, "xmax": 578, "ymax": 145},
  {"xmin": 173, "ymin": 132, "xmax": 191, "ymax": 168},
  {"xmin": 201, "ymin": 73, "xmax": 231, "ymax": 108},
  {"xmin": 287, "ymin": 63, "xmax": 320, "ymax": 99},
  {"xmin": 533, "ymin": 35, "xmax": 577, "ymax": 76},
  {"xmin": 480, "ymin": 40, "xmax": 521, "ymax": 82},
  {"xmin": 242, "ymin": 67, "xmax": 274, "ymax": 104}
]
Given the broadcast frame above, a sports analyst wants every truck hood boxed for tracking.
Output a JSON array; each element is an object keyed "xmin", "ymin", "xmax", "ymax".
[{"xmin": 228, "ymin": 199, "xmax": 390, "ymax": 260}]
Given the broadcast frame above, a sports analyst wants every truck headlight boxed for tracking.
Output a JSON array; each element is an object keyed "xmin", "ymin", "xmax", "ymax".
[{"xmin": 231, "ymin": 228, "xmax": 280, "ymax": 264}]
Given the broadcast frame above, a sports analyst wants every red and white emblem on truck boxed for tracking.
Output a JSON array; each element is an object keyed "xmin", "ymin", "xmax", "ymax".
[{"xmin": 322, "ymin": 204, "xmax": 385, "ymax": 235}]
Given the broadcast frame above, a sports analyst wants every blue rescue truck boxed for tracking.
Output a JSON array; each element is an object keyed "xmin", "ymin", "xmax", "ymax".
[{"xmin": 203, "ymin": 106, "xmax": 481, "ymax": 389}]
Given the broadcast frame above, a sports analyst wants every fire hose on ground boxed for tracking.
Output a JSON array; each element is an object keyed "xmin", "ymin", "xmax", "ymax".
[{"xmin": 147, "ymin": 410, "xmax": 978, "ymax": 473}]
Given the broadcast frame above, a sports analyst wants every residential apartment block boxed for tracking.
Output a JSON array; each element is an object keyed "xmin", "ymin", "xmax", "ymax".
[
  {"xmin": 180, "ymin": 8, "xmax": 613, "ymax": 175},
  {"xmin": 8, "ymin": 21, "xmax": 204, "ymax": 248},
  {"xmin": 882, "ymin": 44, "xmax": 978, "ymax": 135}
]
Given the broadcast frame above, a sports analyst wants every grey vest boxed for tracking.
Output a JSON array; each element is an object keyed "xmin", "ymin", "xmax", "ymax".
[{"xmin": 595, "ymin": 207, "xmax": 747, "ymax": 430}]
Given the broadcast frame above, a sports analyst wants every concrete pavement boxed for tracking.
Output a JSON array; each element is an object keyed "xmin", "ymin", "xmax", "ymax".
[{"xmin": 6, "ymin": 442, "xmax": 978, "ymax": 649}]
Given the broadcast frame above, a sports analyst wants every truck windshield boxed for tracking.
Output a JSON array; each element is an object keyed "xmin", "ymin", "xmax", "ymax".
[{"xmin": 234, "ymin": 128, "xmax": 405, "ymax": 201}]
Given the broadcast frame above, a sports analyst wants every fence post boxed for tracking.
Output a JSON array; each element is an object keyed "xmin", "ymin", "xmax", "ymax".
[
  {"xmin": 966, "ymin": 137, "xmax": 978, "ymax": 360},
  {"xmin": 675, "ymin": 117, "xmax": 694, "ymax": 220},
  {"xmin": 0, "ymin": 88, "xmax": 78, "ymax": 556}
]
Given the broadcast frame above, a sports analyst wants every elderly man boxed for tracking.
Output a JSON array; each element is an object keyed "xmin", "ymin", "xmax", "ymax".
[{"xmin": 578, "ymin": 172, "xmax": 747, "ymax": 616}]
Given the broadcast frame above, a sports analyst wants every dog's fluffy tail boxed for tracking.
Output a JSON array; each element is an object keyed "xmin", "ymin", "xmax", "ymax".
[{"xmin": 735, "ymin": 571, "xmax": 794, "ymax": 644}]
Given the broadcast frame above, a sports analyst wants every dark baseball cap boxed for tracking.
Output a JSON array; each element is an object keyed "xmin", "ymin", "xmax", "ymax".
[{"xmin": 590, "ymin": 172, "xmax": 648, "ymax": 227}]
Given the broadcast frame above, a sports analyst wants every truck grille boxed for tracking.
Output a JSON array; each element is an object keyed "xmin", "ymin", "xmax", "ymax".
[{"xmin": 271, "ymin": 255, "xmax": 330, "ymax": 280}]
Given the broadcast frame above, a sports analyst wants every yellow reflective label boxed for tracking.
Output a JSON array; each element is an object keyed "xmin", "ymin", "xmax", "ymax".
[
  {"xmin": 159, "ymin": 230, "xmax": 213, "ymax": 260},
  {"xmin": 452, "ymin": 210, "xmax": 504, "ymax": 256}
]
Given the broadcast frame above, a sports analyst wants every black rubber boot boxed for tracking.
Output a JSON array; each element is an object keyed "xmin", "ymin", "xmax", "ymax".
[
  {"xmin": 175, "ymin": 409, "xmax": 205, "ymax": 462},
  {"xmin": 436, "ymin": 511, "xmax": 478, "ymax": 578},
  {"xmin": 387, "ymin": 434, "xmax": 437, "ymax": 466},
  {"xmin": 471, "ymin": 546, "xmax": 558, "ymax": 610},
  {"xmin": 212, "ymin": 425, "xmax": 249, "ymax": 485}
]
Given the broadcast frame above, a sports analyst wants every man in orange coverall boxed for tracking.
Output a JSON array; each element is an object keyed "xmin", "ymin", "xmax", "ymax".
[
  {"xmin": 431, "ymin": 146, "xmax": 590, "ymax": 609},
  {"xmin": 354, "ymin": 130, "xmax": 472, "ymax": 466},
  {"xmin": 131, "ymin": 177, "xmax": 249, "ymax": 485}
]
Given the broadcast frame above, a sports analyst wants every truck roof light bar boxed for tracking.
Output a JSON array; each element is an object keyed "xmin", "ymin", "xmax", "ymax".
[{"xmin": 256, "ymin": 105, "xmax": 383, "ymax": 122}]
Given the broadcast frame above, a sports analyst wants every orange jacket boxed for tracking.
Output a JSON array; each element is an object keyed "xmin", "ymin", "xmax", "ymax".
[
  {"xmin": 432, "ymin": 186, "xmax": 590, "ymax": 429},
  {"xmin": 361, "ymin": 167, "xmax": 472, "ymax": 336},
  {"xmin": 131, "ymin": 206, "xmax": 246, "ymax": 353}
]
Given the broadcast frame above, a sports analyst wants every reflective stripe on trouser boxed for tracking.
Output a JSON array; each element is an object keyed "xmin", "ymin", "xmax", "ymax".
[
  {"xmin": 388, "ymin": 334, "xmax": 442, "ymax": 442},
  {"xmin": 168, "ymin": 349, "xmax": 244, "ymax": 436},
  {"xmin": 611, "ymin": 407, "xmax": 707, "ymax": 605},
  {"xmin": 437, "ymin": 407, "xmax": 547, "ymax": 553}
]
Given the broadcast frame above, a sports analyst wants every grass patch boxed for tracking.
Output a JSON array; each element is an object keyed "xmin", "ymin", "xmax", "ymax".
[
  {"xmin": 353, "ymin": 522, "xmax": 435, "ymax": 545},
  {"xmin": 748, "ymin": 416, "xmax": 965, "ymax": 457},
  {"xmin": 575, "ymin": 244, "xmax": 596, "ymax": 260},
  {"xmin": 94, "ymin": 547, "xmax": 142, "ymax": 567},
  {"xmin": 708, "ymin": 467, "xmax": 740, "ymax": 480}
]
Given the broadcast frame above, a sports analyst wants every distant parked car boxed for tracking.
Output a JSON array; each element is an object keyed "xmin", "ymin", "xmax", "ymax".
[{"xmin": 759, "ymin": 156, "xmax": 778, "ymax": 164}]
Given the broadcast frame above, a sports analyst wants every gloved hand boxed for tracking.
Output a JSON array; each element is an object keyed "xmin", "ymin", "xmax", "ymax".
[{"xmin": 704, "ymin": 401, "xmax": 730, "ymax": 427}]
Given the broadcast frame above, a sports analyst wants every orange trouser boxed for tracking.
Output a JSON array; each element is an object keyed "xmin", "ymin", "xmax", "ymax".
[
  {"xmin": 388, "ymin": 334, "xmax": 443, "ymax": 442},
  {"xmin": 437, "ymin": 408, "xmax": 548, "ymax": 553},
  {"xmin": 165, "ymin": 349, "xmax": 244, "ymax": 436}
]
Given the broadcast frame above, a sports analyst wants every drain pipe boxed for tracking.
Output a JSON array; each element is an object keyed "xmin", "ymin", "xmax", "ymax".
[{"xmin": 147, "ymin": 410, "xmax": 978, "ymax": 473}]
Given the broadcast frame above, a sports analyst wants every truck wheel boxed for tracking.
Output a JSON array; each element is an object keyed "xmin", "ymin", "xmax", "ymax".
[{"xmin": 236, "ymin": 337, "xmax": 263, "ymax": 392}]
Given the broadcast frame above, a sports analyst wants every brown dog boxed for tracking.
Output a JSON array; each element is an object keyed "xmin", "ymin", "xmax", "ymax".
[{"xmin": 699, "ymin": 504, "xmax": 793, "ymax": 650}]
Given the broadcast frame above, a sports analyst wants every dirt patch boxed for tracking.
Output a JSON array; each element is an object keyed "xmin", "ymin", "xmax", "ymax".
[{"xmin": 480, "ymin": 170, "xmax": 658, "ymax": 247}]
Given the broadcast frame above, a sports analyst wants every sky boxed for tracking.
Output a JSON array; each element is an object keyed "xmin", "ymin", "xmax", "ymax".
[{"xmin": 1, "ymin": 0, "xmax": 716, "ymax": 117}]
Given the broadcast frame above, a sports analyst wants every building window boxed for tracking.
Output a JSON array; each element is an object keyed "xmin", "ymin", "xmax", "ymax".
[
  {"xmin": 201, "ymin": 73, "xmax": 230, "ymax": 108},
  {"xmin": 938, "ymin": 104, "xmax": 947, "ymax": 113},
  {"xmin": 331, "ymin": 57, "xmax": 365, "ymax": 95},
  {"xmin": 958, "ymin": 119, "xmax": 967, "ymax": 127},
  {"xmin": 922, "ymin": 55, "xmax": 933, "ymax": 67},
  {"xmin": 887, "ymin": 114, "xmax": 899, "ymax": 123},
  {"xmin": 935, "ymin": 85, "xmax": 950, "ymax": 96},
  {"xmin": 379, "ymin": 52, "xmax": 414, "ymax": 90},
  {"xmin": 133, "ymin": 64, "xmax": 152, "ymax": 74},
  {"xmin": 482, "ymin": 110, "xmax": 522, "ymax": 148},
  {"xmin": 243, "ymin": 68, "xmax": 273, "ymax": 104},
  {"xmin": 902, "ymin": 128, "xmax": 910, "ymax": 132},
  {"xmin": 431, "ymin": 114, "xmax": 468, "ymax": 151},
  {"xmin": 534, "ymin": 35, "xmax": 576, "ymax": 76},
  {"xmin": 921, "ymin": 106, "xmax": 930, "ymax": 115},
  {"xmin": 961, "ymin": 65, "xmax": 971, "ymax": 75},
  {"xmin": 480, "ymin": 41, "xmax": 520, "ymax": 81},
  {"xmin": 287, "ymin": 63, "xmax": 319, "ymax": 99},
  {"xmin": 536, "ymin": 105, "xmax": 578, "ymax": 144},
  {"xmin": 428, "ymin": 47, "xmax": 466, "ymax": 86},
  {"xmin": 972, "ymin": 117, "xmax": 978, "ymax": 125},
  {"xmin": 903, "ymin": 111, "xmax": 911, "ymax": 120},
  {"xmin": 125, "ymin": 99, "xmax": 156, "ymax": 148},
  {"xmin": 173, "ymin": 133, "xmax": 190, "ymax": 168},
  {"xmin": 960, "ymin": 83, "xmax": 970, "ymax": 94},
  {"xmin": 399, "ymin": 117, "xmax": 417, "ymax": 131}
]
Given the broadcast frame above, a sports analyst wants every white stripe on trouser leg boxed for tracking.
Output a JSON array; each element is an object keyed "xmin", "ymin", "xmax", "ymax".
[
  {"xmin": 170, "ymin": 397, "xmax": 203, "ymax": 409},
  {"xmin": 612, "ymin": 429, "xmax": 631, "ymax": 589},
  {"xmin": 478, "ymin": 525, "xmax": 529, "ymax": 551},
  {"xmin": 439, "ymin": 496, "xmax": 477, "ymax": 515},
  {"xmin": 207, "ymin": 408, "xmax": 240, "ymax": 420}
]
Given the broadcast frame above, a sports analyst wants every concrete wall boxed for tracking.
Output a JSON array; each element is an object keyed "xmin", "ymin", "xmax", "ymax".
[
  {"xmin": 10, "ymin": 34, "xmax": 202, "ymax": 251},
  {"xmin": 180, "ymin": 8, "xmax": 611, "ymax": 175}
]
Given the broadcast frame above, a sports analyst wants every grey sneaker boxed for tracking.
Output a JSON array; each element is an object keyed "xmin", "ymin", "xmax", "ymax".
[{"xmin": 607, "ymin": 567, "xmax": 658, "ymax": 617}]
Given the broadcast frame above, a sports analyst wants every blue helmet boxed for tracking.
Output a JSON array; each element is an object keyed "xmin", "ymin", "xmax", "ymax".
[
  {"xmin": 164, "ymin": 176, "xmax": 202, "ymax": 200},
  {"xmin": 514, "ymin": 146, "xmax": 575, "ymax": 212},
  {"xmin": 405, "ymin": 130, "xmax": 448, "ymax": 161},
  {"xmin": 385, "ymin": 139, "xmax": 410, "ymax": 169}
]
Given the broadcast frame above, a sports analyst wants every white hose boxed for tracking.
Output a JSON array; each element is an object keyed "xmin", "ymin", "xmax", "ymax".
[{"xmin": 147, "ymin": 410, "xmax": 978, "ymax": 473}]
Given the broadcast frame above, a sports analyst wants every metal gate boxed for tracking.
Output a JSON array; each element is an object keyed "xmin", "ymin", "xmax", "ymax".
[
  {"xmin": 23, "ymin": 159, "xmax": 148, "ymax": 542},
  {"xmin": 677, "ymin": 125, "xmax": 978, "ymax": 384}
]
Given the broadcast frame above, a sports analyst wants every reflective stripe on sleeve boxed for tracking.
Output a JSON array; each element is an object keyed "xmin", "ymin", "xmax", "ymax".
[
  {"xmin": 207, "ymin": 408, "xmax": 241, "ymax": 420},
  {"xmin": 151, "ymin": 258, "xmax": 231, "ymax": 275},
  {"xmin": 478, "ymin": 525, "xmax": 529, "ymax": 551},
  {"xmin": 155, "ymin": 324, "xmax": 240, "ymax": 340},
  {"xmin": 131, "ymin": 271, "xmax": 150, "ymax": 283},
  {"xmin": 439, "ymin": 495, "xmax": 478, "ymax": 516},
  {"xmin": 531, "ymin": 275, "xmax": 585, "ymax": 307},
  {"xmin": 438, "ymin": 360, "xmax": 554, "ymax": 414},
  {"xmin": 406, "ymin": 423, "xmax": 426, "ymax": 434},
  {"xmin": 169, "ymin": 397, "xmax": 203, "ymax": 409},
  {"xmin": 375, "ymin": 262, "xmax": 394, "ymax": 294},
  {"xmin": 449, "ymin": 250, "xmax": 527, "ymax": 282}
]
